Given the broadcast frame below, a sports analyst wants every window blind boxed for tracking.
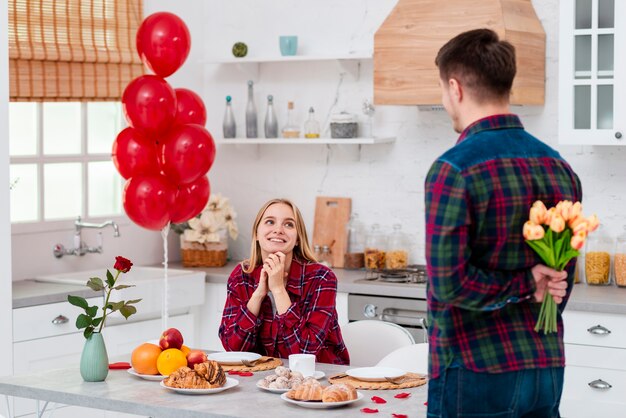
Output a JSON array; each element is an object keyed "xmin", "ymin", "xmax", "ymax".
[{"xmin": 9, "ymin": 0, "xmax": 145, "ymax": 101}]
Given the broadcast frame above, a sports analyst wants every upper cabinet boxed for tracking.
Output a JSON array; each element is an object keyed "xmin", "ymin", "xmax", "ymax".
[
  {"xmin": 559, "ymin": 0, "xmax": 624, "ymax": 145},
  {"xmin": 373, "ymin": 0, "xmax": 546, "ymax": 106}
]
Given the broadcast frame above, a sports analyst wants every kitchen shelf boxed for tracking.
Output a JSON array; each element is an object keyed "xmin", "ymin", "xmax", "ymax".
[
  {"xmin": 204, "ymin": 52, "xmax": 372, "ymax": 64},
  {"xmin": 214, "ymin": 136, "xmax": 394, "ymax": 145}
]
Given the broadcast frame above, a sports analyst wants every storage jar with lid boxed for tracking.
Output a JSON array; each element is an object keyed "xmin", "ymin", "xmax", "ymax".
[
  {"xmin": 364, "ymin": 223, "xmax": 387, "ymax": 270},
  {"xmin": 344, "ymin": 213, "xmax": 365, "ymax": 269},
  {"xmin": 386, "ymin": 224, "xmax": 410, "ymax": 269},
  {"xmin": 584, "ymin": 225, "xmax": 612, "ymax": 285},
  {"xmin": 614, "ymin": 226, "xmax": 626, "ymax": 287}
]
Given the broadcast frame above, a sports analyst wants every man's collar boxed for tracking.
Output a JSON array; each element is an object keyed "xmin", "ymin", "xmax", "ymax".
[{"xmin": 457, "ymin": 114, "xmax": 524, "ymax": 144}]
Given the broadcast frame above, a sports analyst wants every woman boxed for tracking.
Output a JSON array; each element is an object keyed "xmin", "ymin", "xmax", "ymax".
[{"xmin": 219, "ymin": 198, "xmax": 349, "ymax": 365}]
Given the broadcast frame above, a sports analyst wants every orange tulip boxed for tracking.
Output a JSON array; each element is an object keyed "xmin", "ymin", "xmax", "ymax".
[
  {"xmin": 529, "ymin": 206, "xmax": 547, "ymax": 225},
  {"xmin": 523, "ymin": 221, "xmax": 545, "ymax": 240},
  {"xmin": 557, "ymin": 201, "xmax": 574, "ymax": 221},
  {"xmin": 570, "ymin": 230, "xmax": 586, "ymax": 250},
  {"xmin": 568, "ymin": 214, "xmax": 585, "ymax": 230},
  {"xmin": 573, "ymin": 219, "xmax": 589, "ymax": 235},
  {"xmin": 549, "ymin": 214, "xmax": 566, "ymax": 233},
  {"xmin": 544, "ymin": 207, "xmax": 556, "ymax": 226},
  {"xmin": 587, "ymin": 214, "xmax": 600, "ymax": 232},
  {"xmin": 570, "ymin": 202, "xmax": 582, "ymax": 220}
]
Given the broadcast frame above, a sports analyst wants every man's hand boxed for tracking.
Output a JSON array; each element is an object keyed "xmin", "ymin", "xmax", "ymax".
[{"xmin": 531, "ymin": 264, "xmax": 568, "ymax": 304}]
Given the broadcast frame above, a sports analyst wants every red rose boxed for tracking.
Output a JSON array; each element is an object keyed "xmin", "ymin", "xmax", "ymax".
[{"xmin": 114, "ymin": 256, "xmax": 133, "ymax": 273}]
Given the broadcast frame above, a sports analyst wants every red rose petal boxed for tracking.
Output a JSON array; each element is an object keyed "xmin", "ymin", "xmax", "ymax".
[
  {"xmin": 392, "ymin": 414, "xmax": 408, "ymax": 418},
  {"xmin": 394, "ymin": 392, "xmax": 411, "ymax": 399},
  {"xmin": 424, "ymin": 401, "xmax": 428, "ymax": 406},
  {"xmin": 360, "ymin": 408, "xmax": 379, "ymax": 413},
  {"xmin": 236, "ymin": 371, "xmax": 254, "ymax": 376},
  {"xmin": 228, "ymin": 370, "xmax": 240, "ymax": 375},
  {"xmin": 371, "ymin": 396, "xmax": 387, "ymax": 404}
]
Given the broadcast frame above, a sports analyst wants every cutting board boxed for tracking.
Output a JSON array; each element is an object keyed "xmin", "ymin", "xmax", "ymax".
[{"xmin": 312, "ymin": 197, "xmax": 351, "ymax": 268}]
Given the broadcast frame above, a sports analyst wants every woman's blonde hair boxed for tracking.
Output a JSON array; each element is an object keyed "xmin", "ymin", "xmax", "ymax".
[{"xmin": 242, "ymin": 198, "xmax": 316, "ymax": 274}]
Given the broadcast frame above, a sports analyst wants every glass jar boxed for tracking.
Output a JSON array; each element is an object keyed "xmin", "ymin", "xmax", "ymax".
[
  {"xmin": 614, "ymin": 226, "xmax": 626, "ymax": 287},
  {"xmin": 319, "ymin": 245, "xmax": 332, "ymax": 267},
  {"xmin": 364, "ymin": 223, "xmax": 387, "ymax": 270},
  {"xmin": 585, "ymin": 225, "xmax": 612, "ymax": 286},
  {"xmin": 344, "ymin": 213, "xmax": 365, "ymax": 269},
  {"xmin": 386, "ymin": 224, "xmax": 409, "ymax": 269}
]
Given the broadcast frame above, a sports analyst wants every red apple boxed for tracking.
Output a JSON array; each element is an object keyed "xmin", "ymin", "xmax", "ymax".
[
  {"xmin": 187, "ymin": 350, "xmax": 208, "ymax": 369},
  {"xmin": 159, "ymin": 328, "xmax": 184, "ymax": 350}
]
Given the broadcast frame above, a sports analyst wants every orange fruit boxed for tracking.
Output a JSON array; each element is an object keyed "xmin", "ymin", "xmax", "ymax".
[
  {"xmin": 156, "ymin": 348, "xmax": 188, "ymax": 376},
  {"xmin": 180, "ymin": 345, "xmax": 191, "ymax": 357},
  {"xmin": 131, "ymin": 343, "xmax": 162, "ymax": 375}
]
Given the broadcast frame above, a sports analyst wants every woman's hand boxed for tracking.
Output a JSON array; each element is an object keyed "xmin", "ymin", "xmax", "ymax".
[
  {"xmin": 263, "ymin": 252, "xmax": 287, "ymax": 294},
  {"xmin": 253, "ymin": 269, "xmax": 269, "ymax": 298}
]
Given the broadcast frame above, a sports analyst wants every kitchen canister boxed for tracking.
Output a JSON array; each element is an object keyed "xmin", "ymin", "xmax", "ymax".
[
  {"xmin": 330, "ymin": 112, "xmax": 358, "ymax": 138},
  {"xmin": 614, "ymin": 226, "xmax": 626, "ymax": 287},
  {"xmin": 80, "ymin": 332, "xmax": 109, "ymax": 382},
  {"xmin": 585, "ymin": 225, "xmax": 612, "ymax": 286}
]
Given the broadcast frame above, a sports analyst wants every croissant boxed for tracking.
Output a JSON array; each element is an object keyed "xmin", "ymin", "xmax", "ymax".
[
  {"xmin": 286, "ymin": 380, "xmax": 324, "ymax": 401},
  {"xmin": 194, "ymin": 360, "xmax": 226, "ymax": 388},
  {"xmin": 322, "ymin": 383, "xmax": 358, "ymax": 403},
  {"xmin": 163, "ymin": 361, "xmax": 226, "ymax": 389}
]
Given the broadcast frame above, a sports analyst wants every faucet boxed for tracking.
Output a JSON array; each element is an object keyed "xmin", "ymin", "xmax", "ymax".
[{"xmin": 53, "ymin": 216, "xmax": 120, "ymax": 258}]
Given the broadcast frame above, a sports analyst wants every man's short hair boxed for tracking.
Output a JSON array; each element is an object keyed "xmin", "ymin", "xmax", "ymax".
[{"xmin": 435, "ymin": 28, "xmax": 516, "ymax": 103}]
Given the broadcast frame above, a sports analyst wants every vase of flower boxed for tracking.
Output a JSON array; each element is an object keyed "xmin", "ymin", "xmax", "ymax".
[
  {"xmin": 79, "ymin": 332, "xmax": 109, "ymax": 382},
  {"xmin": 173, "ymin": 193, "xmax": 239, "ymax": 267}
]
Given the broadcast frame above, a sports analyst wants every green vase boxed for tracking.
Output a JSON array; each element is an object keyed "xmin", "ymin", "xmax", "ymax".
[{"xmin": 80, "ymin": 332, "xmax": 109, "ymax": 382}]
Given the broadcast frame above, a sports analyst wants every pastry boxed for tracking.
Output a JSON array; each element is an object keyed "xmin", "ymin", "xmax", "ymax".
[
  {"xmin": 322, "ymin": 383, "xmax": 357, "ymax": 403},
  {"xmin": 163, "ymin": 361, "xmax": 226, "ymax": 389},
  {"xmin": 286, "ymin": 380, "xmax": 323, "ymax": 401}
]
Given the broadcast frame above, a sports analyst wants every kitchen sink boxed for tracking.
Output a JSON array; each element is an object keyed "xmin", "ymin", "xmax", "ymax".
[{"xmin": 35, "ymin": 267, "xmax": 206, "ymax": 323}]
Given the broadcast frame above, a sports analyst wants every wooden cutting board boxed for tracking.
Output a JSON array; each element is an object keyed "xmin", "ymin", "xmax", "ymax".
[{"xmin": 312, "ymin": 197, "xmax": 351, "ymax": 268}]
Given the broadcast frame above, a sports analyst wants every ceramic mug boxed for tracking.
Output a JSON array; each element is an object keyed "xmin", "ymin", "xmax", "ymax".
[
  {"xmin": 279, "ymin": 36, "xmax": 298, "ymax": 56},
  {"xmin": 288, "ymin": 353, "xmax": 315, "ymax": 377}
]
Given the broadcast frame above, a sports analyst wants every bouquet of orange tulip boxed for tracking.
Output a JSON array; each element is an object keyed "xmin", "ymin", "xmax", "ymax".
[{"xmin": 523, "ymin": 201, "xmax": 599, "ymax": 334}]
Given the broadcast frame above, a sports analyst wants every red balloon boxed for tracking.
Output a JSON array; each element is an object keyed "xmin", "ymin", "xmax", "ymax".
[
  {"xmin": 175, "ymin": 88, "xmax": 207, "ymax": 126},
  {"xmin": 170, "ymin": 175, "xmax": 210, "ymax": 224},
  {"xmin": 123, "ymin": 175, "xmax": 176, "ymax": 231},
  {"xmin": 112, "ymin": 128, "xmax": 160, "ymax": 179},
  {"xmin": 122, "ymin": 75, "xmax": 177, "ymax": 135},
  {"xmin": 160, "ymin": 124, "xmax": 216, "ymax": 184},
  {"xmin": 136, "ymin": 12, "xmax": 191, "ymax": 78}
]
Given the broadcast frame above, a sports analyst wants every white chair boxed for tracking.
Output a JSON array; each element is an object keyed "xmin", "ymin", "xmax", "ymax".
[
  {"xmin": 376, "ymin": 343, "xmax": 429, "ymax": 375},
  {"xmin": 341, "ymin": 320, "xmax": 415, "ymax": 367}
]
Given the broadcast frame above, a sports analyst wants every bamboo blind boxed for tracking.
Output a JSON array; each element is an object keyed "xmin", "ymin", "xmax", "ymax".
[{"xmin": 8, "ymin": 0, "xmax": 145, "ymax": 101}]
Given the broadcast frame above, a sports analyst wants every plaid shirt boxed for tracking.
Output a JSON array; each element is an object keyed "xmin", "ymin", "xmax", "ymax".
[
  {"xmin": 425, "ymin": 114, "xmax": 582, "ymax": 378},
  {"xmin": 219, "ymin": 257, "xmax": 350, "ymax": 365}
]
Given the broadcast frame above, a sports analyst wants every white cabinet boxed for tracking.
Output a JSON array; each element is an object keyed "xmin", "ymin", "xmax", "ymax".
[
  {"xmin": 559, "ymin": 0, "xmax": 625, "ymax": 145},
  {"xmin": 561, "ymin": 310, "xmax": 626, "ymax": 417}
]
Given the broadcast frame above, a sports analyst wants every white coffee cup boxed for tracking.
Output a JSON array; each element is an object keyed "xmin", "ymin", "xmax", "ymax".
[{"xmin": 289, "ymin": 353, "xmax": 316, "ymax": 377}]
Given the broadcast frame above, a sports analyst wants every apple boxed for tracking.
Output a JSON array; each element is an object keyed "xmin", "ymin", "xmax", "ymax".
[
  {"xmin": 159, "ymin": 328, "xmax": 184, "ymax": 350},
  {"xmin": 187, "ymin": 350, "xmax": 208, "ymax": 369}
]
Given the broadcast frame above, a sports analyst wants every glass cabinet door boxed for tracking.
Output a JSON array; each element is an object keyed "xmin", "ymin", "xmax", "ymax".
[{"xmin": 560, "ymin": 0, "xmax": 623, "ymax": 144}]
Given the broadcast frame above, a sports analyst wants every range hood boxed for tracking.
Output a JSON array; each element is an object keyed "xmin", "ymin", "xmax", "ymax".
[{"xmin": 374, "ymin": 0, "xmax": 546, "ymax": 106}]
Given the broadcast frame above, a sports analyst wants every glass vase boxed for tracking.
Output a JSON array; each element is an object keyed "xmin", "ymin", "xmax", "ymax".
[{"xmin": 80, "ymin": 332, "xmax": 109, "ymax": 382}]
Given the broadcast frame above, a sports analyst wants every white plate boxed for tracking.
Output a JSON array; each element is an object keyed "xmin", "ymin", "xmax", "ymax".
[
  {"xmin": 207, "ymin": 351, "xmax": 262, "ymax": 365},
  {"xmin": 346, "ymin": 367, "xmax": 406, "ymax": 382},
  {"xmin": 256, "ymin": 381, "xmax": 290, "ymax": 394},
  {"xmin": 127, "ymin": 368, "xmax": 166, "ymax": 381},
  {"xmin": 160, "ymin": 377, "xmax": 239, "ymax": 395},
  {"xmin": 280, "ymin": 391, "xmax": 364, "ymax": 409}
]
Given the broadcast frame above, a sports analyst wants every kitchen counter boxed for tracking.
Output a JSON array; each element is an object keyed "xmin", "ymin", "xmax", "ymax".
[
  {"xmin": 0, "ymin": 361, "xmax": 428, "ymax": 418},
  {"xmin": 13, "ymin": 261, "xmax": 626, "ymax": 315}
]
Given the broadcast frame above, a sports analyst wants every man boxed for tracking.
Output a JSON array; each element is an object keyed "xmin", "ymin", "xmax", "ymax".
[{"xmin": 425, "ymin": 29, "xmax": 582, "ymax": 417}]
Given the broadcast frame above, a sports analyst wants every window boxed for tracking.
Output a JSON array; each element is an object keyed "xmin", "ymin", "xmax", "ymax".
[{"xmin": 9, "ymin": 102, "xmax": 125, "ymax": 225}]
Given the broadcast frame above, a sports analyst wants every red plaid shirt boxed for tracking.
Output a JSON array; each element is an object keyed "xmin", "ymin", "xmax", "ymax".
[{"xmin": 218, "ymin": 257, "xmax": 350, "ymax": 365}]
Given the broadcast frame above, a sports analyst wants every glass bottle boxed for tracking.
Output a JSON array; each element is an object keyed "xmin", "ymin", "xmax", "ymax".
[
  {"xmin": 585, "ymin": 225, "xmax": 612, "ymax": 285},
  {"xmin": 281, "ymin": 101, "xmax": 300, "ymax": 138},
  {"xmin": 245, "ymin": 80, "xmax": 258, "ymax": 138},
  {"xmin": 320, "ymin": 245, "xmax": 332, "ymax": 267},
  {"xmin": 344, "ymin": 213, "xmax": 365, "ymax": 269},
  {"xmin": 222, "ymin": 95, "xmax": 236, "ymax": 138},
  {"xmin": 364, "ymin": 223, "xmax": 387, "ymax": 270},
  {"xmin": 313, "ymin": 244, "xmax": 321, "ymax": 262},
  {"xmin": 264, "ymin": 95, "xmax": 278, "ymax": 138},
  {"xmin": 614, "ymin": 226, "xmax": 626, "ymax": 287},
  {"xmin": 386, "ymin": 224, "xmax": 409, "ymax": 269},
  {"xmin": 304, "ymin": 107, "xmax": 320, "ymax": 138}
]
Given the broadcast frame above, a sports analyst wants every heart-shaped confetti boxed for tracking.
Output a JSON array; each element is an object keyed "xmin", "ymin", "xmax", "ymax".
[{"xmin": 394, "ymin": 392, "xmax": 411, "ymax": 399}]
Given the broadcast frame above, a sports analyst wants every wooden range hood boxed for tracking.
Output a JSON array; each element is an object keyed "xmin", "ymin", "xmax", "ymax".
[{"xmin": 374, "ymin": 0, "xmax": 546, "ymax": 105}]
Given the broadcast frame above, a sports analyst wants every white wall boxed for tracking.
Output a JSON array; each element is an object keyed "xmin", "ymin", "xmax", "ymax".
[
  {"xmin": 11, "ymin": 0, "xmax": 626, "ymax": 281},
  {"xmin": 1, "ymin": 2, "xmax": 14, "ymax": 376}
]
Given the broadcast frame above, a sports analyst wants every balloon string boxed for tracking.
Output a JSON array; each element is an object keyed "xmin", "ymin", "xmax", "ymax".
[{"xmin": 161, "ymin": 223, "xmax": 170, "ymax": 331}]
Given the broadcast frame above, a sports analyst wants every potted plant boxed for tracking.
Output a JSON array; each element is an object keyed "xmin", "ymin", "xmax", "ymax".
[{"xmin": 172, "ymin": 193, "xmax": 239, "ymax": 267}]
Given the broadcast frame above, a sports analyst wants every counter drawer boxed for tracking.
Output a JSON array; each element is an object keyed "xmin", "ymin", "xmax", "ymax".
[
  {"xmin": 561, "ymin": 365, "xmax": 626, "ymax": 417},
  {"xmin": 565, "ymin": 344, "xmax": 626, "ymax": 371},
  {"xmin": 13, "ymin": 296, "xmax": 102, "ymax": 342},
  {"xmin": 563, "ymin": 310, "xmax": 626, "ymax": 349}
]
